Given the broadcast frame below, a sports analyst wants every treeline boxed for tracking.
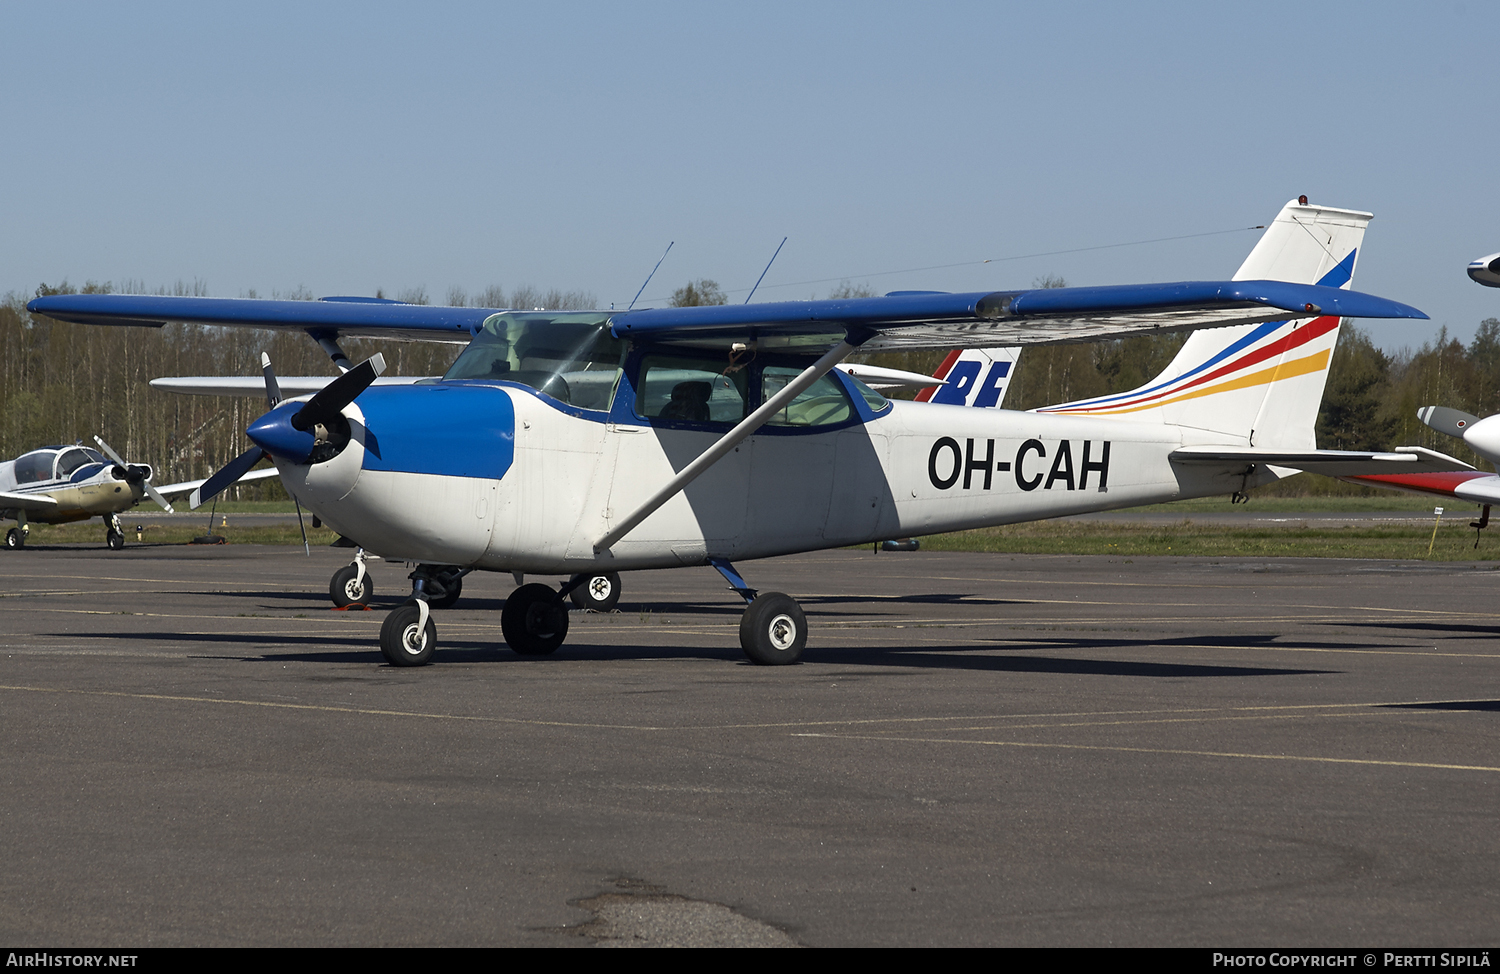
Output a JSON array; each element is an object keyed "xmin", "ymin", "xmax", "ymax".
[
  {"xmin": 4, "ymin": 277, "xmax": 1496, "ymax": 503},
  {"xmin": 0, "ymin": 280, "xmax": 592, "ymax": 499}
]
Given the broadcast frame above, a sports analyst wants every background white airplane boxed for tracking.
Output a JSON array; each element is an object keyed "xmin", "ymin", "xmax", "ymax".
[
  {"xmin": 28, "ymin": 199, "xmax": 1449, "ymax": 666},
  {"xmin": 1341, "ymin": 250, "xmax": 1500, "ymax": 517},
  {"xmin": 0, "ymin": 436, "xmax": 278, "ymax": 549}
]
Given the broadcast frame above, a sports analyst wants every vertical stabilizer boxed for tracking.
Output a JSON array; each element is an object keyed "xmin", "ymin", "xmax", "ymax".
[
  {"xmin": 916, "ymin": 347, "xmax": 1022, "ymax": 408},
  {"xmin": 1037, "ymin": 200, "xmax": 1370, "ymax": 449}
]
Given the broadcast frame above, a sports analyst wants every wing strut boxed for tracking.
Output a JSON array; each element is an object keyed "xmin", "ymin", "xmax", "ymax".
[{"xmin": 594, "ymin": 336, "xmax": 866, "ymax": 552}]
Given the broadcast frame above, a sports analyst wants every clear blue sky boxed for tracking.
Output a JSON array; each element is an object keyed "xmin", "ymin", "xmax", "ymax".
[{"xmin": 3, "ymin": 1, "xmax": 1494, "ymax": 352}]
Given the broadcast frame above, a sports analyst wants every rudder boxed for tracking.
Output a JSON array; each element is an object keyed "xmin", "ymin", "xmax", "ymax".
[{"xmin": 1038, "ymin": 199, "xmax": 1370, "ymax": 450}]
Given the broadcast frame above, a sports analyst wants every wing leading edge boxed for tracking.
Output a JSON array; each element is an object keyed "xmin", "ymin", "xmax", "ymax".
[
  {"xmin": 28, "ymin": 279, "xmax": 1425, "ymax": 353},
  {"xmin": 611, "ymin": 279, "xmax": 1423, "ymax": 351}
]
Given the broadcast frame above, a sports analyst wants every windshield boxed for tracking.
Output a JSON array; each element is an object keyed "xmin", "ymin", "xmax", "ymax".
[{"xmin": 443, "ymin": 311, "xmax": 625, "ymax": 411}]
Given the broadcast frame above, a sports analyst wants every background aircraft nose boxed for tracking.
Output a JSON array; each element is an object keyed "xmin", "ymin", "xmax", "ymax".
[{"xmin": 1461, "ymin": 414, "xmax": 1500, "ymax": 464}]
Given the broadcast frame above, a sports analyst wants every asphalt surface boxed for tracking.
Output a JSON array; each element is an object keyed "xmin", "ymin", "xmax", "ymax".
[{"xmin": 3, "ymin": 543, "xmax": 1499, "ymax": 947}]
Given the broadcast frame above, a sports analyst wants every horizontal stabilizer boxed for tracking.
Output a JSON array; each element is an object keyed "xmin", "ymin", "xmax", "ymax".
[
  {"xmin": 150, "ymin": 375, "xmax": 431, "ymax": 398},
  {"xmin": 155, "ymin": 466, "xmax": 280, "ymax": 500},
  {"xmin": 1169, "ymin": 445, "xmax": 1474, "ymax": 477},
  {"xmin": 835, "ymin": 363, "xmax": 944, "ymax": 390}
]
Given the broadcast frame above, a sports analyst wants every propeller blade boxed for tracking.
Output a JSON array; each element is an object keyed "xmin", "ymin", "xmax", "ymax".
[
  {"xmin": 143, "ymin": 480, "xmax": 174, "ymax": 514},
  {"xmin": 292, "ymin": 353, "xmax": 386, "ymax": 433},
  {"xmin": 190, "ymin": 447, "xmax": 267, "ymax": 509},
  {"xmin": 92, "ymin": 435, "xmax": 127, "ymax": 468},
  {"xmin": 261, "ymin": 352, "xmax": 282, "ymax": 410},
  {"xmin": 95, "ymin": 435, "xmax": 175, "ymax": 512},
  {"xmin": 1418, "ymin": 406, "xmax": 1482, "ymax": 439}
]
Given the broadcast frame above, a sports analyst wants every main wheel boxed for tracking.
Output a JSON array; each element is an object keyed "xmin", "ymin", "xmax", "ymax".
[
  {"xmin": 502, "ymin": 583, "xmax": 569, "ymax": 655},
  {"xmin": 5, "ymin": 528, "xmax": 21, "ymax": 550},
  {"xmin": 379, "ymin": 602, "xmax": 436, "ymax": 666},
  {"xmin": 429, "ymin": 574, "xmax": 463, "ymax": 609},
  {"xmin": 740, "ymin": 592, "xmax": 807, "ymax": 665},
  {"xmin": 106, "ymin": 530, "xmax": 125, "ymax": 551},
  {"xmin": 569, "ymin": 572, "xmax": 621, "ymax": 612},
  {"xmin": 329, "ymin": 565, "xmax": 374, "ymax": 607}
]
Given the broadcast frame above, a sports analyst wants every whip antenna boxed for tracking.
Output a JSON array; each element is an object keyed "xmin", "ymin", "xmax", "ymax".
[
  {"xmin": 627, "ymin": 241, "xmax": 674, "ymax": 311},
  {"xmin": 744, "ymin": 237, "xmax": 787, "ymax": 304}
]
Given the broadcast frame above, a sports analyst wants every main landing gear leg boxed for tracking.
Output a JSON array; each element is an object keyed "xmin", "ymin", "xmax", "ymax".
[
  {"xmin": 411, "ymin": 564, "xmax": 468, "ymax": 610},
  {"xmin": 379, "ymin": 576, "xmax": 436, "ymax": 666},
  {"xmin": 711, "ymin": 558, "xmax": 807, "ymax": 666}
]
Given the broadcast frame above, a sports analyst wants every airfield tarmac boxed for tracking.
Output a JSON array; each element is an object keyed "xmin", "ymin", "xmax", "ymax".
[{"xmin": 2, "ymin": 544, "xmax": 1499, "ymax": 947}]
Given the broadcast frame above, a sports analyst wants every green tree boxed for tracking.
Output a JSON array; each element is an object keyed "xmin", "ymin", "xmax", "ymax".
[
  {"xmin": 1316, "ymin": 325, "xmax": 1396, "ymax": 451},
  {"xmin": 669, "ymin": 279, "xmax": 727, "ymax": 307}
]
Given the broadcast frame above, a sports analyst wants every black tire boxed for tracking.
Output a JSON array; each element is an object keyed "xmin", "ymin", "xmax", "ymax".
[
  {"xmin": 569, "ymin": 572, "xmax": 621, "ymax": 612},
  {"xmin": 379, "ymin": 602, "xmax": 436, "ymax": 666},
  {"xmin": 502, "ymin": 583, "xmax": 569, "ymax": 655},
  {"xmin": 106, "ymin": 530, "xmax": 125, "ymax": 551},
  {"xmin": 740, "ymin": 592, "xmax": 807, "ymax": 665},
  {"xmin": 5, "ymin": 528, "xmax": 21, "ymax": 550},
  {"xmin": 329, "ymin": 565, "xmax": 374, "ymax": 607},
  {"xmin": 429, "ymin": 574, "xmax": 463, "ymax": 610}
]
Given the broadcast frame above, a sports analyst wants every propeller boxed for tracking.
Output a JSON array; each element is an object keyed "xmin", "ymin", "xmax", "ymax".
[
  {"xmin": 1418, "ymin": 406, "xmax": 1481, "ymax": 438},
  {"xmin": 93, "ymin": 436, "xmax": 174, "ymax": 513},
  {"xmin": 290, "ymin": 353, "xmax": 385, "ymax": 432},
  {"xmin": 258, "ymin": 353, "xmax": 309, "ymax": 556},
  {"xmin": 190, "ymin": 352, "xmax": 387, "ymax": 559}
]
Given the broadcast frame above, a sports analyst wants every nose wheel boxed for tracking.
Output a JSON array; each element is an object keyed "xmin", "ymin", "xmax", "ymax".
[
  {"xmin": 105, "ymin": 514, "xmax": 125, "ymax": 550},
  {"xmin": 379, "ymin": 600, "xmax": 436, "ymax": 666}
]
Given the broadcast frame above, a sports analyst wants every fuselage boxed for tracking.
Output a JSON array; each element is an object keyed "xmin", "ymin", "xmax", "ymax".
[{"xmin": 270, "ymin": 336, "xmax": 1268, "ymax": 574}]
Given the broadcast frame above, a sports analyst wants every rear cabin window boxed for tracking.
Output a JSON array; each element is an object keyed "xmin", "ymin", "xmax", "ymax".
[
  {"xmin": 636, "ymin": 355, "xmax": 749, "ymax": 424},
  {"xmin": 14, "ymin": 452, "xmax": 56, "ymax": 484},
  {"xmin": 760, "ymin": 367, "xmax": 853, "ymax": 427}
]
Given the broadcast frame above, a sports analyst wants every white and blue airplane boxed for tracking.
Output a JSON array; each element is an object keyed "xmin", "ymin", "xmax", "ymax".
[{"xmin": 28, "ymin": 199, "xmax": 1461, "ymax": 667}]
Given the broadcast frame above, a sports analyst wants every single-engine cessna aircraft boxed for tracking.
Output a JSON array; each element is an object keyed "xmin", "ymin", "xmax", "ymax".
[
  {"xmin": 0, "ymin": 437, "xmax": 277, "ymax": 549},
  {"xmin": 29, "ymin": 199, "xmax": 1459, "ymax": 666},
  {"xmin": 147, "ymin": 355, "xmax": 993, "ymax": 610}
]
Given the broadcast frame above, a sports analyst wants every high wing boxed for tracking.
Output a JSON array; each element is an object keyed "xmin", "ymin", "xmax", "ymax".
[
  {"xmin": 607, "ymin": 280, "xmax": 1426, "ymax": 351},
  {"xmin": 28, "ymin": 279, "xmax": 1425, "ymax": 354},
  {"xmin": 26, "ymin": 294, "xmax": 494, "ymax": 344},
  {"xmin": 1170, "ymin": 445, "xmax": 1474, "ymax": 478},
  {"xmin": 0, "ymin": 490, "xmax": 60, "ymax": 512}
]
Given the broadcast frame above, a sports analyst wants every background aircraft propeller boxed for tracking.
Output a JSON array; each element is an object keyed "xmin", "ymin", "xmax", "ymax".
[{"xmin": 93, "ymin": 435, "xmax": 174, "ymax": 513}]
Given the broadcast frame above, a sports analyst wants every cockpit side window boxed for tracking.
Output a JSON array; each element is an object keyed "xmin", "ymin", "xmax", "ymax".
[
  {"xmin": 443, "ymin": 312, "xmax": 625, "ymax": 411},
  {"xmin": 15, "ymin": 451, "xmax": 57, "ymax": 484},
  {"xmin": 56, "ymin": 449, "xmax": 93, "ymax": 478}
]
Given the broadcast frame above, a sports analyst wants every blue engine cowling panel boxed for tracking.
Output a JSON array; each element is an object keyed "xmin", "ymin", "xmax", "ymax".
[{"xmin": 357, "ymin": 384, "xmax": 516, "ymax": 481}]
